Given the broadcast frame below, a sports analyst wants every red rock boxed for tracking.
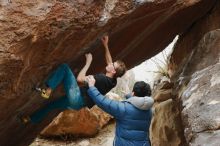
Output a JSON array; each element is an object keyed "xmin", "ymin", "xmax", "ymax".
[{"xmin": 0, "ymin": 0, "xmax": 217, "ymax": 146}]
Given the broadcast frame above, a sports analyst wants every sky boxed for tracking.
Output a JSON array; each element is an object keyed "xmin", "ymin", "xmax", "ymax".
[{"xmin": 131, "ymin": 36, "xmax": 178, "ymax": 87}]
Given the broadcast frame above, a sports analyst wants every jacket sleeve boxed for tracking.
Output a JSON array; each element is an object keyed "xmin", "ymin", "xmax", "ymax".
[
  {"xmin": 87, "ymin": 87, "xmax": 125, "ymax": 119},
  {"xmin": 125, "ymin": 93, "xmax": 132, "ymax": 99}
]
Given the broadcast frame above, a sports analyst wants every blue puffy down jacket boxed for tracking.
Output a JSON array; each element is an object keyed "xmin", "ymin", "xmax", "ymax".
[{"xmin": 87, "ymin": 87, "xmax": 154, "ymax": 146}]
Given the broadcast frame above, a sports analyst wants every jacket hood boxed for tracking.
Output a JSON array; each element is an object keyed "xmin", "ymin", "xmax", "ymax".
[{"xmin": 125, "ymin": 96, "xmax": 154, "ymax": 110}]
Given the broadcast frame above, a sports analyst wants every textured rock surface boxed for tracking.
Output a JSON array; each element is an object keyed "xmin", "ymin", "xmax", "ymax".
[
  {"xmin": 31, "ymin": 121, "xmax": 116, "ymax": 146},
  {"xmin": 150, "ymin": 99, "xmax": 184, "ymax": 146},
  {"xmin": 40, "ymin": 85, "xmax": 123, "ymax": 138},
  {"xmin": 40, "ymin": 107, "xmax": 110, "ymax": 138},
  {"xmin": 154, "ymin": 88, "xmax": 173, "ymax": 102},
  {"xmin": 150, "ymin": 79, "xmax": 185, "ymax": 146},
  {"xmin": 191, "ymin": 130, "xmax": 220, "ymax": 146},
  {"xmin": 0, "ymin": 0, "xmax": 217, "ymax": 146},
  {"xmin": 168, "ymin": 2, "xmax": 220, "ymax": 145},
  {"xmin": 180, "ymin": 30, "xmax": 220, "ymax": 145},
  {"xmin": 169, "ymin": 0, "xmax": 220, "ymax": 77}
]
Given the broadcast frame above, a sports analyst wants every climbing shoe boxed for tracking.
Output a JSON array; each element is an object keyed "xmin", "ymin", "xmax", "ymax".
[{"xmin": 35, "ymin": 87, "xmax": 50, "ymax": 99}]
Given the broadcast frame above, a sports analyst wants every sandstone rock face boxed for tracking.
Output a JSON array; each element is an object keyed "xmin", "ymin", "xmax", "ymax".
[
  {"xmin": 40, "ymin": 91, "xmax": 122, "ymax": 138},
  {"xmin": 168, "ymin": 2, "xmax": 220, "ymax": 145},
  {"xmin": 40, "ymin": 106, "xmax": 113, "ymax": 138},
  {"xmin": 180, "ymin": 30, "xmax": 220, "ymax": 146},
  {"xmin": 41, "ymin": 109, "xmax": 100, "ymax": 137},
  {"xmin": 31, "ymin": 121, "xmax": 116, "ymax": 146},
  {"xmin": 0, "ymin": 0, "xmax": 217, "ymax": 146},
  {"xmin": 150, "ymin": 80, "xmax": 185, "ymax": 146},
  {"xmin": 170, "ymin": 0, "xmax": 220, "ymax": 77},
  {"xmin": 154, "ymin": 89, "xmax": 173, "ymax": 102},
  {"xmin": 90, "ymin": 105, "xmax": 113, "ymax": 128},
  {"xmin": 150, "ymin": 99, "xmax": 184, "ymax": 146}
]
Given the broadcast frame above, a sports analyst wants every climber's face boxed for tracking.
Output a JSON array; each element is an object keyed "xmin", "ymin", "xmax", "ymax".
[{"xmin": 106, "ymin": 62, "xmax": 117, "ymax": 75}]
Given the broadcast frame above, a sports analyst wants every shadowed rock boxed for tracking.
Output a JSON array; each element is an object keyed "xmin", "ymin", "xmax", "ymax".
[{"xmin": 0, "ymin": 0, "xmax": 217, "ymax": 146}]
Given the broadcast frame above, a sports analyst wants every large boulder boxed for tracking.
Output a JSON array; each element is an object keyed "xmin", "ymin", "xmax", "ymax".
[
  {"xmin": 0, "ymin": 0, "xmax": 217, "ymax": 146},
  {"xmin": 151, "ymin": 1, "xmax": 220, "ymax": 145},
  {"xmin": 180, "ymin": 30, "xmax": 220, "ymax": 145},
  {"xmin": 168, "ymin": 2, "xmax": 220, "ymax": 144},
  {"xmin": 40, "ymin": 91, "xmax": 123, "ymax": 138},
  {"xmin": 150, "ymin": 99, "xmax": 185, "ymax": 146},
  {"xmin": 150, "ymin": 78, "xmax": 185, "ymax": 146},
  {"xmin": 40, "ymin": 106, "xmax": 113, "ymax": 138},
  {"xmin": 40, "ymin": 109, "xmax": 100, "ymax": 138}
]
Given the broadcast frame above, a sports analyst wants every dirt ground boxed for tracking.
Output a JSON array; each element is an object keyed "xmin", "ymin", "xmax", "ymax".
[{"xmin": 30, "ymin": 121, "xmax": 115, "ymax": 146}]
